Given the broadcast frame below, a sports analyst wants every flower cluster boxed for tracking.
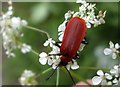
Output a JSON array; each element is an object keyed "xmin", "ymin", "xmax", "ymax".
[
  {"xmin": 19, "ymin": 70, "xmax": 37, "ymax": 85},
  {"xmin": 58, "ymin": 0, "xmax": 106, "ymax": 41},
  {"xmin": 92, "ymin": 65, "xmax": 120, "ymax": 85},
  {"xmin": 39, "ymin": 0, "xmax": 106, "ymax": 71},
  {"xmin": 0, "ymin": 0, "xmax": 31, "ymax": 57},
  {"xmin": 39, "ymin": 38, "xmax": 79, "ymax": 70},
  {"xmin": 92, "ymin": 41, "xmax": 120, "ymax": 85},
  {"xmin": 104, "ymin": 41, "xmax": 120, "ymax": 59}
]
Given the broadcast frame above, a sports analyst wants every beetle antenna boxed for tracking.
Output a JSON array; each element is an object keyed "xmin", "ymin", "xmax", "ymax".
[
  {"xmin": 64, "ymin": 66, "xmax": 75, "ymax": 85},
  {"xmin": 46, "ymin": 66, "xmax": 59, "ymax": 80}
]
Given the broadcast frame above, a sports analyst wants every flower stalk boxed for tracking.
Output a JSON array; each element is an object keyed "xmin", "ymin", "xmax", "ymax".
[
  {"xmin": 24, "ymin": 25, "xmax": 50, "ymax": 39},
  {"xmin": 56, "ymin": 68, "xmax": 60, "ymax": 87}
]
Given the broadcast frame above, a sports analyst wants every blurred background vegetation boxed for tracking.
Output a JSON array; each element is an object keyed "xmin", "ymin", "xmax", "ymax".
[{"xmin": 2, "ymin": 1, "xmax": 119, "ymax": 85}]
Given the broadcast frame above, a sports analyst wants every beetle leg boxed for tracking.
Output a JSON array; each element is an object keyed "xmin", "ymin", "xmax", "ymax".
[
  {"xmin": 82, "ymin": 37, "xmax": 88, "ymax": 44},
  {"xmin": 75, "ymin": 53, "xmax": 80, "ymax": 59},
  {"xmin": 73, "ymin": 53, "xmax": 80, "ymax": 59},
  {"xmin": 54, "ymin": 41, "xmax": 62, "ymax": 48},
  {"xmin": 64, "ymin": 66, "xmax": 75, "ymax": 85},
  {"xmin": 48, "ymin": 53, "xmax": 61, "ymax": 56},
  {"xmin": 46, "ymin": 66, "xmax": 59, "ymax": 80}
]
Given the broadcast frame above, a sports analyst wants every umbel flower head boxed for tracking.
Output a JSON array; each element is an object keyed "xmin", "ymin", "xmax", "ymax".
[
  {"xmin": 104, "ymin": 41, "xmax": 120, "ymax": 59},
  {"xmin": 92, "ymin": 64, "xmax": 120, "ymax": 85},
  {"xmin": 0, "ymin": 0, "xmax": 31, "ymax": 57},
  {"xmin": 58, "ymin": 0, "xmax": 106, "ymax": 42},
  {"xmin": 39, "ymin": 0, "xmax": 106, "ymax": 71},
  {"xmin": 19, "ymin": 70, "xmax": 37, "ymax": 85}
]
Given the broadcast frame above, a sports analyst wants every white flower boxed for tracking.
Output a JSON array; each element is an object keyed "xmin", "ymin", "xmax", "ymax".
[
  {"xmin": 52, "ymin": 58, "xmax": 60, "ymax": 69},
  {"xmin": 76, "ymin": 0, "xmax": 106, "ymax": 28},
  {"xmin": 19, "ymin": 70, "xmax": 37, "ymax": 85},
  {"xmin": 110, "ymin": 65, "xmax": 120, "ymax": 77},
  {"xmin": 58, "ymin": 21, "xmax": 67, "ymax": 41},
  {"xmin": 92, "ymin": 70, "xmax": 112, "ymax": 85},
  {"xmin": 39, "ymin": 52, "xmax": 49, "ymax": 65},
  {"xmin": 64, "ymin": 11, "xmax": 74, "ymax": 20},
  {"xmin": 11, "ymin": 17, "xmax": 21, "ymax": 29},
  {"xmin": 58, "ymin": 21, "xmax": 67, "ymax": 32},
  {"xmin": 112, "ymin": 78, "xmax": 118, "ymax": 84},
  {"xmin": 0, "ymin": 1, "xmax": 29, "ymax": 57},
  {"xmin": 43, "ymin": 38, "xmax": 55, "ymax": 47},
  {"xmin": 104, "ymin": 41, "xmax": 120, "ymax": 59},
  {"xmin": 76, "ymin": 0, "xmax": 86, "ymax": 4},
  {"xmin": 40, "ymin": 39, "xmax": 61, "ymax": 69},
  {"xmin": 21, "ymin": 20, "xmax": 28, "ymax": 26},
  {"xmin": 21, "ymin": 44, "xmax": 31, "ymax": 54},
  {"xmin": 79, "ymin": 43, "xmax": 85, "ymax": 51},
  {"xmin": 66, "ymin": 59, "xmax": 79, "ymax": 70}
]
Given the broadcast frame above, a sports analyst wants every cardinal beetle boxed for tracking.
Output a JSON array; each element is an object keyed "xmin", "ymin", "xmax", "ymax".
[{"xmin": 47, "ymin": 17, "xmax": 88, "ymax": 84}]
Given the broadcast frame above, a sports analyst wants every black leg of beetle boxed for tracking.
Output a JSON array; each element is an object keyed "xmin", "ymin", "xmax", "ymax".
[
  {"xmin": 46, "ymin": 66, "xmax": 59, "ymax": 80},
  {"xmin": 75, "ymin": 53, "xmax": 80, "ymax": 59},
  {"xmin": 64, "ymin": 66, "xmax": 75, "ymax": 85},
  {"xmin": 54, "ymin": 42, "xmax": 62, "ymax": 48},
  {"xmin": 48, "ymin": 53, "xmax": 61, "ymax": 56},
  {"xmin": 82, "ymin": 37, "xmax": 88, "ymax": 44}
]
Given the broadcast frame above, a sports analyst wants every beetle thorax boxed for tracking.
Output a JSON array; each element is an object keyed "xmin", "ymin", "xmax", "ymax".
[{"xmin": 59, "ymin": 55, "xmax": 72, "ymax": 66}]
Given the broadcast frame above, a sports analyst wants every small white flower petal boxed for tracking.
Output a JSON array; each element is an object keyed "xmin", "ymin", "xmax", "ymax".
[
  {"xmin": 39, "ymin": 57, "xmax": 47, "ymax": 65},
  {"xmin": 52, "ymin": 64, "xmax": 57, "ymax": 69},
  {"xmin": 79, "ymin": 43, "xmax": 85, "ymax": 51},
  {"xmin": 105, "ymin": 73, "xmax": 112, "ymax": 80},
  {"xmin": 71, "ymin": 62, "xmax": 79, "ymax": 70},
  {"xmin": 11, "ymin": 17, "xmax": 21, "ymax": 29},
  {"xmin": 43, "ymin": 41, "xmax": 49, "ymax": 46},
  {"xmin": 109, "ymin": 41, "xmax": 114, "ymax": 48},
  {"xmin": 114, "ymin": 65, "xmax": 118, "ymax": 69},
  {"xmin": 58, "ymin": 34, "xmax": 64, "ymax": 41},
  {"xmin": 97, "ymin": 70, "xmax": 104, "ymax": 76},
  {"xmin": 58, "ymin": 21, "xmax": 66, "ymax": 32},
  {"xmin": 86, "ymin": 22, "xmax": 91, "ymax": 28},
  {"xmin": 76, "ymin": 0, "xmax": 86, "ymax": 4},
  {"xmin": 21, "ymin": 20, "xmax": 28, "ymax": 26},
  {"xmin": 65, "ymin": 12, "xmax": 71, "ymax": 20},
  {"xmin": 101, "ymin": 80, "xmax": 107, "ymax": 85},
  {"xmin": 112, "ymin": 53, "xmax": 117, "ymax": 59},
  {"xmin": 113, "ymin": 78, "xmax": 118, "ymax": 84},
  {"xmin": 39, "ymin": 52, "xmax": 47, "ymax": 58},
  {"xmin": 21, "ymin": 44, "xmax": 31, "ymax": 54},
  {"xmin": 66, "ymin": 64, "xmax": 70, "ymax": 71},
  {"xmin": 73, "ymin": 12, "xmax": 79, "ymax": 17},
  {"xmin": 48, "ymin": 58, "xmax": 53, "ymax": 65},
  {"xmin": 107, "ymin": 81, "xmax": 112, "ymax": 85},
  {"xmin": 115, "ymin": 43, "xmax": 120, "ymax": 49},
  {"xmin": 99, "ymin": 18, "xmax": 105, "ymax": 24},
  {"xmin": 92, "ymin": 76, "xmax": 102, "ymax": 85},
  {"xmin": 104, "ymin": 48, "xmax": 112, "ymax": 55},
  {"xmin": 39, "ymin": 52, "xmax": 48, "ymax": 65},
  {"xmin": 110, "ymin": 69, "xmax": 117, "ymax": 74}
]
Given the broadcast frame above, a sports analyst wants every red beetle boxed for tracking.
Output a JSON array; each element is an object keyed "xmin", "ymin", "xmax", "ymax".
[
  {"xmin": 47, "ymin": 17, "xmax": 87, "ymax": 84},
  {"xmin": 60, "ymin": 17, "xmax": 86, "ymax": 66}
]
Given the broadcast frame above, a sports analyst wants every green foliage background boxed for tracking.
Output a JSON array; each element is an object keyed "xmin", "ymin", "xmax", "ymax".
[{"xmin": 2, "ymin": 2, "xmax": 119, "ymax": 85}]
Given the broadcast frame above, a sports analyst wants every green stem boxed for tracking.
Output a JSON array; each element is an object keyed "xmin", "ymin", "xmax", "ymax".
[
  {"xmin": 79, "ymin": 66, "xmax": 110, "ymax": 71},
  {"xmin": 70, "ymin": 70, "xmax": 91, "ymax": 85},
  {"xmin": 56, "ymin": 68, "xmax": 60, "ymax": 87},
  {"xmin": 31, "ymin": 49, "xmax": 39, "ymax": 56},
  {"xmin": 35, "ymin": 67, "xmax": 52, "ymax": 79},
  {"xmin": 24, "ymin": 25, "xmax": 50, "ymax": 39},
  {"xmin": 61, "ymin": 68, "xmax": 90, "ymax": 85}
]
